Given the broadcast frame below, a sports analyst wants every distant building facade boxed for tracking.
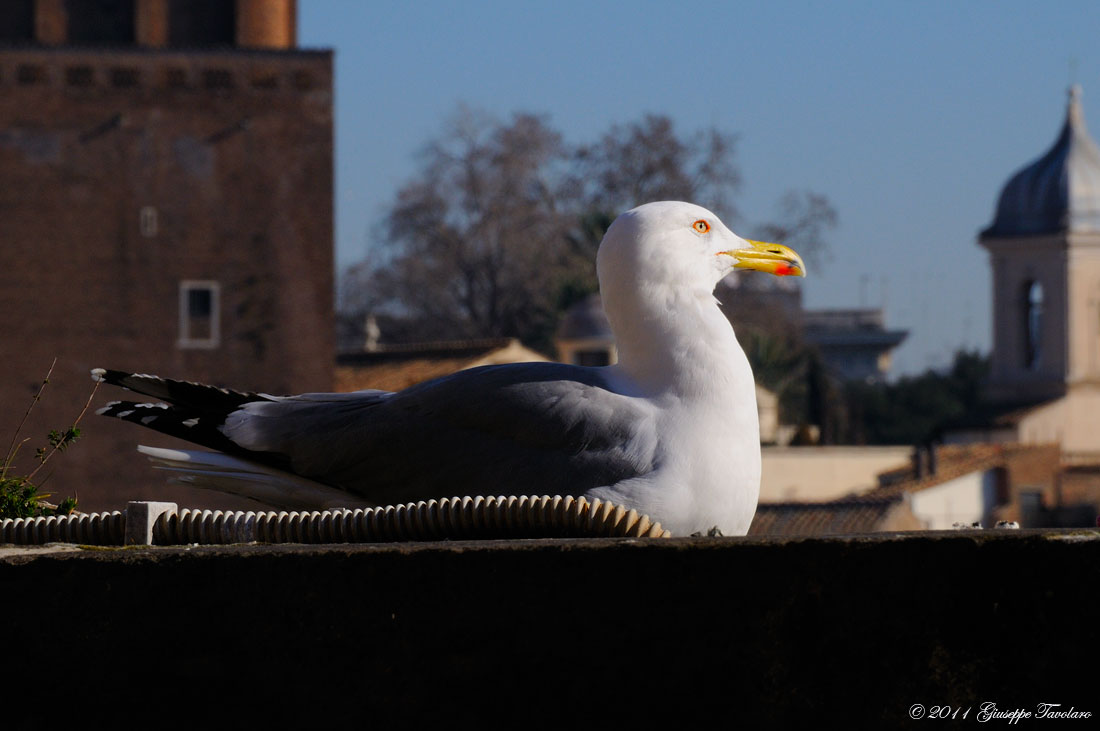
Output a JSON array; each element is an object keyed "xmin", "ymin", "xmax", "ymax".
[
  {"xmin": 554, "ymin": 294, "xmax": 616, "ymax": 367},
  {"xmin": 759, "ymin": 445, "xmax": 913, "ymax": 502},
  {"xmin": 802, "ymin": 308, "xmax": 907, "ymax": 384},
  {"xmin": 717, "ymin": 272, "xmax": 908, "ymax": 384},
  {"xmin": 715, "ymin": 269, "xmax": 803, "ymax": 338},
  {"xmin": 752, "ymin": 443, "xmax": 1063, "ymax": 535},
  {"xmin": 0, "ymin": 0, "xmax": 332, "ymax": 510}
]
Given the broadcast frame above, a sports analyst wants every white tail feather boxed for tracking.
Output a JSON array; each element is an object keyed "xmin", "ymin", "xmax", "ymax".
[{"xmin": 137, "ymin": 446, "xmax": 374, "ymax": 511}]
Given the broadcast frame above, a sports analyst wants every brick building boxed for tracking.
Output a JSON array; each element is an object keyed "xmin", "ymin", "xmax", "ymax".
[{"xmin": 0, "ymin": 0, "xmax": 333, "ymax": 510}]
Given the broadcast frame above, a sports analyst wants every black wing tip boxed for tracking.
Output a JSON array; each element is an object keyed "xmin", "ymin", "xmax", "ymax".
[
  {"xmin": 96, "ymin": 399, "xmax": 231, "ymax": 445},
  {"xmin": 96, "ymin": 400, "xmax": 169, "ymax": 419},
  {"xmin": 90, "ymin": 367, "xmax": 278, "ymax": 406},
  {"xmin": 97, "ymin": 397, "xmax": 290, "ymax": 471}
]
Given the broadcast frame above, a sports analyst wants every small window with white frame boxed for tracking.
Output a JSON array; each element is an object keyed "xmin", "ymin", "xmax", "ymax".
[
  {"xmin": 140, "ymin": 206, "xmax": 158, "ymax": 237},
  {"xmin": 178, "ymin": 280, "xmax": 220, "ymax": 349}
]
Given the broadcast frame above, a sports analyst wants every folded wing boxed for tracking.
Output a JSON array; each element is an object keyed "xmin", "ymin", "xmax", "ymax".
[{"xmin": 96, "ymin": 363, "xmax": 659, "ymax": 507}]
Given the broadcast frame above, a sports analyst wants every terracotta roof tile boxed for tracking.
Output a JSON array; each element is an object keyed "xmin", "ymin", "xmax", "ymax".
[
  {"xmin": 749, "ymin": 498, "xmax": 905, "ymax": 536},
  {"xmin": 335, "ymin": 357, "xmax": 479, "ymax": 392},
  {"xmin": 873, "ymin": 443, "xmax": 1004, "ymax": 497},
  {"xmin": 334, "ymin": 338, "xmax": 548, "ymax": 392},
  {"xmin": 866, "ymin": 443, "xmax": 1060, "ymax": 499}
]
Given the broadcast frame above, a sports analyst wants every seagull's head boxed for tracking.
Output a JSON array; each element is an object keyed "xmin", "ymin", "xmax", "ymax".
[{"xmin": 596, "ymin": 201, "xmax": 805, "ymax": 299}]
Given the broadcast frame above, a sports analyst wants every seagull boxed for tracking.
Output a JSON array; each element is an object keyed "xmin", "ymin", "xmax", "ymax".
[{"xmin": 94, "ymin": 201, "xmax": 805, "ymax": 536}]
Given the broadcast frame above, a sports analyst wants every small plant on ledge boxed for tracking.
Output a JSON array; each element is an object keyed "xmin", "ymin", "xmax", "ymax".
[{"xmin": 1, "ymin": 359, "xmax": 98, "ymax": 520}]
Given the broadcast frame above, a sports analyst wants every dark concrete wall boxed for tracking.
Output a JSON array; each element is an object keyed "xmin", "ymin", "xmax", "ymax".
[{"xmin": 1, "ymin": 531, "xmax": 1096, "ymax": 726}]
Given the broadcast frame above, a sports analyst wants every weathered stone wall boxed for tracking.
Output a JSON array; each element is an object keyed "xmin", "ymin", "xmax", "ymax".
[{"xmin": 2, "ymin": 531, "xmax": 1096, "ymax": 726}]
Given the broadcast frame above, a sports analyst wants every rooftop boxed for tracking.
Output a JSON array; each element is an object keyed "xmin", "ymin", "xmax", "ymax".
[
  {"xmin": 749, "ymin": 497, "xmax": 915, "ymax": 535},
  {"xmin": 335, "ymin": 338, "xmax": 548, "ymax": 392}
]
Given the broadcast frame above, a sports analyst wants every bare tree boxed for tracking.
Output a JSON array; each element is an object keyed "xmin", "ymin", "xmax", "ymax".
[
  {"xmin": 341, "ymin": 106, "xmax": 837, "ymax": 353},
  {"xmin": 363, "ymin": 107, "xmax": 574, "ymax": 345},
  {"xmin": 572, "ymin": 114, "xmax": 742, "ymax": 222}
]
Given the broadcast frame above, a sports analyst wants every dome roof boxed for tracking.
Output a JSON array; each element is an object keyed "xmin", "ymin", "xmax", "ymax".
[{"xmin": 984, "ymin": 86, "xmax": 1100, "ymax": 237}]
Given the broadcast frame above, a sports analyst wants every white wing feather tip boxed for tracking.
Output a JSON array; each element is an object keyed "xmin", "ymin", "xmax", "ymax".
[{"xmin": 136, "ymin": 445, "xmax": 373, "ymax": 510}]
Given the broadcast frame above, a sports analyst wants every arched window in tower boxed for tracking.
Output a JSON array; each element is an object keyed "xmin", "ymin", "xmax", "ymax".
[{"xmin": 1024, "ymin": 280, "xmax": 1043, "ymax": 369}]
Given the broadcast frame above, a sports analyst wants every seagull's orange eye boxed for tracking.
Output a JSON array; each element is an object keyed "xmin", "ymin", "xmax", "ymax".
[{"xmin": 693, "ymin": 219, "xmax": 710, "ymax": 234}]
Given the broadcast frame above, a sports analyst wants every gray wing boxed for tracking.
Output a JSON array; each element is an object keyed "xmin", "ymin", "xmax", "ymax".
[{"xmin": 217, "ymin": 362, "xmax": 659, "ymax": 505}]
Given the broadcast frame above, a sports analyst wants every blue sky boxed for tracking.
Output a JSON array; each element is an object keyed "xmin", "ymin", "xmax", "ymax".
[{"xmin": 299, "ymin": 0, "xmax": 1100, "ymax": 375}]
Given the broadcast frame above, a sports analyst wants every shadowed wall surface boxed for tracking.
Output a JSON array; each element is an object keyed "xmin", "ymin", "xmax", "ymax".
[{"xmin": 1, "ymin": 530, "xmax": 1096, "ymax": 726}]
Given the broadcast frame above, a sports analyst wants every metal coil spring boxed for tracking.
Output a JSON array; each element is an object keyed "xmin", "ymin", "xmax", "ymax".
[
  {"xmin": 0, "ymin": 510, "xmax": 125, "ymax": 546},
  {"xmin": 1, "ymin": 496, "xmax": 670, "ymax": 546},
  {"xmin": 160, "ymin": 495, "xmax": 670, "ymax": 544}
]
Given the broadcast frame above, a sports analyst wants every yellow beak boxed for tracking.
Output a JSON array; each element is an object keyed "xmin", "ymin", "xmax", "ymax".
[{"xmin": 722, "ymin": 240, "xmax": 806, "ymax": 277}]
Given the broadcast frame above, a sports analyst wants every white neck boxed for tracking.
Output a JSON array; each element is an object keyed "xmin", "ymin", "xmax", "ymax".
[{"xmin": 604, "ymin": 282, "xmax": 751, "ymax": 399}]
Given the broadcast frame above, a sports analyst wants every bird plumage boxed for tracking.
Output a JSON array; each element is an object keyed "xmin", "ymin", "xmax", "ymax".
[{"xmin": 96, "ymin": 201, "xmax": 805, "ymax": 535}]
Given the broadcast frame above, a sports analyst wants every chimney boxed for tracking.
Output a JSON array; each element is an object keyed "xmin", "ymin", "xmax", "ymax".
[{"xmin": 364, "ymin": 314, "xmax": 381, "ymax": 352}]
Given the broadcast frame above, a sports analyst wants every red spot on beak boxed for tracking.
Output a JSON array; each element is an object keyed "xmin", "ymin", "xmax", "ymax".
[{"xmin": 775, "ymin": 264, "xmax": 794, "ymax": 276}]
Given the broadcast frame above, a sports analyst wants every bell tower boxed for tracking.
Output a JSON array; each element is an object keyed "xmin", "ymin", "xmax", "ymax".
[{"xmin": 979, "ymin": 86, "xmax": 1100, "ymax": 404}]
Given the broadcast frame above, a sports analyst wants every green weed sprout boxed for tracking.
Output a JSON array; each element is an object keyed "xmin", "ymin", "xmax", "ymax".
[{"xmin": 1, "ymin": 359, "xmax": 98, "ymax": 519}]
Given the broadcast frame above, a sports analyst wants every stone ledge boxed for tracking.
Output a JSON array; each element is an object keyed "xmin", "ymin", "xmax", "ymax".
[{"xmin": 3, "ymin": 530, "xmax": 1097, "ymax": 725}]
